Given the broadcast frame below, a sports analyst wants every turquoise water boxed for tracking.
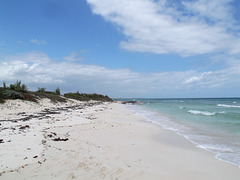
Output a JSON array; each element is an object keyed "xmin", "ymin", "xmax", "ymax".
[{"xmin": 118, "ymin": 98, "xmax": 240, "ymax": 167}]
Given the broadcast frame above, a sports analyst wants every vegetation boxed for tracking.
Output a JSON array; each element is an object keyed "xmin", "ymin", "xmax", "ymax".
[
  {"xmin": 3, "ymin": 81, "xmax": 6, "ymax": 88},
  {"xmin": 9, "ymin": 80, "xmax": 28, "ymax": 92},
  {"xmin": 0, "ymin": 81, "xmax": 65, "ymax": 103},
  {"xmin": 0, "ymin": 87, "xmax": 6, "ymax": 103},
  {"xmin": 37, "ymin": 87, "xmax": 46, "ymax": 93},
  {"xmin": 3, "ymin": 90, "xmax": 24, "ymax": 99},
  {"xmin": 55, "ymin": 87, "xmax": 61, "ymax": 95},
  {"xmin": 0, "ymin": 80, "xmax": 113, "ymax": 103},
  {"xmin": 64, "ymin": 92, "xmax": 113, "ymax": 102},
  {"xmin": 0, "ymin": 80, "xmax": 28, "ymax": 103},
  {"xmin": 30, "ymin": 91, "xmax": 66, "ymax": 103}
]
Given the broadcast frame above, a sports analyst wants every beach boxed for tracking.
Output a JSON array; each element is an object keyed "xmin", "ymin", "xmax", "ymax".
[{"xmin": 0, "ymin": 99, "xmax": 240, "ymax": 180}]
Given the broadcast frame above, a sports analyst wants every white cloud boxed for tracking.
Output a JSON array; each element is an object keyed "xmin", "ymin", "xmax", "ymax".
[
  {"xmin": 63, "ymin": 52, "xmax": 82, "ymax": 62},
  {"xmin": 30, "ymin": 39, "xmax": 47, "ymax": 45},
  {"xmin": 4, "ymin": 52, "xmax": 50, "ymax": 64},
  {"xmin": 86, "ymin": 0, "xmax": 240, "ymax": 56},
  {"xmin": 183, "ymin": 71, "xmax": 212, "ymax": 84},
  {"xmin": 182, "ymin": 0, "xmax": 234, "ymax": 25},
  {"xmin": 1, "ymin": 52, "xmax": 240, "ymax": 97}
]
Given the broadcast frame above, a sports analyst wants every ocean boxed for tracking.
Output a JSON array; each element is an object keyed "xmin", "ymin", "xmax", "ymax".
[{"xmin": 117, "ymin": 98, "xmax": 240, "ymax": 168}]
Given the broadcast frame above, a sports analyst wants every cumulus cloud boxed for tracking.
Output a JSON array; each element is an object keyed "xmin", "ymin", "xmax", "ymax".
[
  {"xmin": 30, "ymin": 39, "xmax": 47, "ymax": 45},
  {"xmin": 1, "ymin": 52, "xmax": 240, "ymax": 97},
  {"xmin": 86, "ymin": 0, "xmax": 240, "ymax": 56}
]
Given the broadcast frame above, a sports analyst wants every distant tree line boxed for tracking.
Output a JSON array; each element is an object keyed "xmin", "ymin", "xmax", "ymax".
[
  {"xmin": 64, "ymin": 91, "xmax": 113, "ymax": 102},
  {"xmin": 0, "ymin": 80, "xmax": 113, "ymax": 103}
]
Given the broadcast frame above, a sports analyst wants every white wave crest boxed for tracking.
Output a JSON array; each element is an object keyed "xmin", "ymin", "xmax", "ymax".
[
  {"xmin": 188, "ymin": 110, "xmax": 216, "ymax": 116},
  {"xmin": 217, "ymin": 104, "xmax": 240, "ymax": 108}
]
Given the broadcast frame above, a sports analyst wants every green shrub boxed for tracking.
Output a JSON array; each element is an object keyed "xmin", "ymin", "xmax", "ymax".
[
  {"xmin": 3, "ymin": 81, "xmax": 6, "ymax": 89},
  {"xmin": 21, "ymin": 84, "xmax": 28, "ymax": 92},
  {"xmin": 55, "ymin": 87, "xmax": 60, "ymax": 95},
  {"xmin": 64, "ymin": 92, "xmax": 113, "ymax": 102},
  {"xmin": 37, "ymin": 87, "xmax": 46, "ymax": 93},
  {"xmin": 31, "ymin": 91, "xmax": 67, "ymax": 103},
  {"xmin": 9, "ymin": 80, "xmax": 27, "ymax": 92},
  {"xmin": 0, "ymin": 80, "xmax": 113, "ymax": 103},
  {"xmin": 3, "ymin": 90, "xmax": 24, "ymax": 99},
  {"xmin": 0, "ymin": 97, "xmax": 5, "ymax": 103},
  {"xmin": 10, "ymin": 80, "xmax": 21, "ymax": 91},
  {"xmin": 45, "ymin": 91, "xmax": 56, "ymax": 95}
]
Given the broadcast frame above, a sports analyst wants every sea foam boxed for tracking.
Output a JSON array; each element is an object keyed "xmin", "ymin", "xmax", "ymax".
[
  {"xmin": 127, "ymin": 98, "xmax": 240, "ymax": 168},
  {"xmin": 217, "ymin": 104, "xmax": 240, "ymax": 108},
  {"xmin": 188, "ymin": 110, "xmax": 216, "ymax": 116}
]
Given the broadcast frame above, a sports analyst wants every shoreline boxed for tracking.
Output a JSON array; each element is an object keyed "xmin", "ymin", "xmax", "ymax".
[
  {"xmin": 0, "ymin": 100, "xmax": 240, "ymax": 179},
  {"xmin": 126, "ymin": 101, "xmax": 240, "ymax": 169},
  {"xmin": 141, "ymin": 115, "xmax": 240, "ymax": 169}
]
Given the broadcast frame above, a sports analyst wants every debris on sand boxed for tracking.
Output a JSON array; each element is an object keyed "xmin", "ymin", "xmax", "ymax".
[
  {"xmin": 52, "ymin": 137, "xmax": 69, "ymax": 141},
  {"xmin": 19, "ymin": 125, "xmax": 30, "ymax": 130}
]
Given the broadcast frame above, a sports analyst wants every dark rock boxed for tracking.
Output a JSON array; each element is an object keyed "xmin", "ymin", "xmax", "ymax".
[{"xmin": 121, "ymin": 101, "xmax": 137, "ymax": 104}]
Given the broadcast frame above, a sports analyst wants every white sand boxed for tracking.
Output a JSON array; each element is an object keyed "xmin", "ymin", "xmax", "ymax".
[{"xmin": 0, "ymin": 100, "xmax": 240, "ymax": 180}]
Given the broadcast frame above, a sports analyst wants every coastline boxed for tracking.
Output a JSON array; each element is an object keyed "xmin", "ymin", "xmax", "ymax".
[{"xmin": 0, "ymin": 100, "xmax": 240, "ymax": 179}]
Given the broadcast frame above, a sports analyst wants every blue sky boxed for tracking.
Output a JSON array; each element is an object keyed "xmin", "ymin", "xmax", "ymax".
[{"xmin": 1, "ymin": 0, "xmax": 240, "ymax": 98}]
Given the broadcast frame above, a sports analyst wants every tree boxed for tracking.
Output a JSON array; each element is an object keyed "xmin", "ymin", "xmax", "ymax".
[
  {"xmin": 9, "ymin": 80, "xmax": 27, "ymax": 92},
  {"xmin": 21, "ymin": 84, "xmax": 28, "ymax": 92},
  {"xmin": 37, "ymin": 87, "xmax": 46, "ymax": 93},
  {"xmin": 55, "ymin": 87, "xmax": 61, "ymax": 95},
  {"xmin": 3, "ymin": 81, "xmax": 6, "ymax": 88}
]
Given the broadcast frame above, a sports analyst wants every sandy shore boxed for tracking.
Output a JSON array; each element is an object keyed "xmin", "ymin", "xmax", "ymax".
[{"xmin": 0, "ymin": 99, "xmax": 240, "ymax": 180}]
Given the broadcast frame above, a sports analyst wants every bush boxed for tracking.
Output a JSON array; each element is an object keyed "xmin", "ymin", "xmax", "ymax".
[
  {"xmin": 21, "ymin": 84, "xmax": 28, "ymax": 92},
  {"xmin": 0, "ymin": 80, "xmax": 113, "ymax": 104},
  {"xmin": 23, "ymin": 94, "xmax": 38, "ymax": 102},
  {"xmin": 55, "ymin": 87, "xmax": 61, "ymax": 95},
  {"xmin": 9, "ymin": 80, "xmax": 27, "ymax": 92},
  {"xmin": 0, "ymin": 87, "xmax": 6, "ymax": 103},
  {"xmin": 64, "ymin": 92, "xmax": 113, "ymax": 102},
  {"xmin": 0, "ymin": 98, "xmax": 5, "ymax": 103},
  {"xmin": 31, "ymin": 91, "xmax": 67, "ymax": 103},
  {"xmin": 37, "ymin": 87, "xmax": 46, "ymax": 93},
  {"xmin": 10, "ymin": 80, "xmax": 21, "ymax": 91},
  {"xmin": 3, "ymin": 90, "xmax": 24, "ymax": 99},
  {"xmin": 3, "ymin": 81, "xmax": 6, "ymax": 88}
]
